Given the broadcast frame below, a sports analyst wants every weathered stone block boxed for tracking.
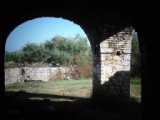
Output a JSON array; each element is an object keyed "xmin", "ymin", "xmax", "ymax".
[{"xmin": 99, "ymin": 28, "xmax": 133, "ymax": 98}]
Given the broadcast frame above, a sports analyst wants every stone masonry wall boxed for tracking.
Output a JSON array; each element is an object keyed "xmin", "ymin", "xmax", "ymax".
[
  {"xmin": 100, "ymin": 27, "xmax": 133, "ymax": 98},
  {"xmin": 5, "ymin": 68, "xmax": 22, "ymax": 85},
  {"xmin": 5, "ymin": 67, "xmax": 71, "ymax": 85}
]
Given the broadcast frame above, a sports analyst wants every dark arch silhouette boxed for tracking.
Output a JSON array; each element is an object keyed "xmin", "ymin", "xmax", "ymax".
[{"xmin": 1, "ymin": 1, "xmax": 160, "ymax": 119}]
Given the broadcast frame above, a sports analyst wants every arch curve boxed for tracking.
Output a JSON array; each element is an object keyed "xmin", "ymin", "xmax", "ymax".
[{"xmin": 1, "ymin": 1, "xmax": 160, "ymax": 119}]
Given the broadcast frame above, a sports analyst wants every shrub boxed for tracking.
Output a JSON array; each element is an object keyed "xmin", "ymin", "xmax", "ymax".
[{"xmin": 130, "ymin": 77, "xmax": 141, "ymax": 85}]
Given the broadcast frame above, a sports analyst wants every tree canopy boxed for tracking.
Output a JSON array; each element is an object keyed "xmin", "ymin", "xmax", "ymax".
[{"xmin": 5, "ymin": 34, "xmax": 92, "ymax": 66}]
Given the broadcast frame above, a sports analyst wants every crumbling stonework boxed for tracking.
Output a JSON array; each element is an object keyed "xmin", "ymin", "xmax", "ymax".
[
  {"xmin": 100, "ymin": 27, "xmax": 133, "ymax": 98},
  {"xmin": 5, "ymin": 67, "xmax": 71, "ymax": 85},
  {"xmin": 5, "ymin": 68, "xmax": 22, "ymax": 85}
]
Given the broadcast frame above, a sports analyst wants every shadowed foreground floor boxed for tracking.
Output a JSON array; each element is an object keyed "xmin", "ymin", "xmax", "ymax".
[{"xmin": 1, "ymin": 91, "xmax": 141, "ymax": 120}]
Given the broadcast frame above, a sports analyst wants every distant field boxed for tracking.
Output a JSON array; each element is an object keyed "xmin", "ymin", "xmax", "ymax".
[{"xmin": 5, "ymin": 78, "xmax": 141, "ymax": 102}]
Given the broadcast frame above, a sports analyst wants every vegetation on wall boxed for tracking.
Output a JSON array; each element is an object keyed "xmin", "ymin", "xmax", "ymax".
[
  {"xmin": 5, "ymin": 31, "xmax": 141, "ymax": 79},
  {"xmin": 5, "ymin": 34, "xmax": 92, "ymax": 79}
]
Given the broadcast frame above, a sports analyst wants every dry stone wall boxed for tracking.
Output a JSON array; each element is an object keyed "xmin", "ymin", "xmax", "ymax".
[
  {"xmin": 5, "ymin": 68, "xmax": 22, "ymax": 85},
  {"xmin": 100, "ymin": 27, "xmax": 133, "ymax": 98},
  {"xmin": 5, "ymin": 67, "xmax": 71, "ymax": 85}
]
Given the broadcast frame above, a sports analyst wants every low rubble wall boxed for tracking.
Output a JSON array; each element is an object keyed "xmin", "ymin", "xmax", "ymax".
[{"xmin": 5, "ymin": 67, "xmax": 71, "ymax": 85}]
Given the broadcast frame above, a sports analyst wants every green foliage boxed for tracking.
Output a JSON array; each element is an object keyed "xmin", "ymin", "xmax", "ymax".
[
  {"xmin": 4, "ymin": 51, "xmax": 12, "ymax": 62},
  {"xmin": 43, "ymin": 34, "xmax": 92, "ymax": 66},
  {"xmin": 5, "ymin": 31, "xmax": 140, "ymax": 79},
  {"xmin": 22, "ymin": 42, "xmax": 45, "ymax": 63},
  {"xmin": 130, "ymin": 77, "xmax": 141, "ymax": 85},
  {"xmin": 131, "ymin": 31, "xmax": 141, "ymax": 77},
  {"xmin": 131, "ymin": 32, "xmax": 141, "ymax": 65},
  {"xmin": 5, "ymin": 34, "xmax": 92, "ymax": 69},
  {"xmin": 5, "ymin": 50, "xmax": 25, "ymax": 63}
]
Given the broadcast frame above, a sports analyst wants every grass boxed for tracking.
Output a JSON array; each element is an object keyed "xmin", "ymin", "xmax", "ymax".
[
  {"xmin": 130, "ymin": 77, "xmax": 141, "ymax": 103},
  {"xmin": 4, "ymin": 78, "xmax": 141, "ymax": 120},
  {"xmin": 5, "ymin": 78, "xmax": 92, "ymax": 100}
]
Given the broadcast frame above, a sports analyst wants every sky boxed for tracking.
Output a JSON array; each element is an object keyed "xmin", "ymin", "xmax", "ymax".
[{"xmin": 5, "ymin": 17, "xmax": 88, "ymax": 52}]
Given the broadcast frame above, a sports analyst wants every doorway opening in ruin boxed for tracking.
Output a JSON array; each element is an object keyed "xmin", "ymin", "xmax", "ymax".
[
  {"xmin": 130, "ymin": 29, "xmax": 141, "ymax": 102},
  {"xmin": 131, "ymin": 30, "xmax": 141, "ymax": 79}
]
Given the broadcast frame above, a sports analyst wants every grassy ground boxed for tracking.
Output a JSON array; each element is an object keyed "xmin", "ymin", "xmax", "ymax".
[{"xmin": 3, "ymin": 78, "xmax": 141, "ymax": 120}]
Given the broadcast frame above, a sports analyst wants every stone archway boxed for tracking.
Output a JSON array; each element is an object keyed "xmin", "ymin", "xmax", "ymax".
[
  {"xmin": 1, "ymin": 1, "xmax": 160, "ymax": 119},
  {"xmin": 3, "ymin": 16, "xmax": 133, "ymax": 100}
]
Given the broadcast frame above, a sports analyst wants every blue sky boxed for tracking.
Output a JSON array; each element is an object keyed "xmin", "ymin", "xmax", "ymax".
[{"xmin": 5, "ymin": 17, "xmax": 88, "ymax": 52}]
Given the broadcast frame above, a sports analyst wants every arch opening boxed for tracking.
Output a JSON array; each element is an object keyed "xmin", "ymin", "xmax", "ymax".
[
  {"xmin": 4, "ymin": 17, "xmax": 93, "ymax": 101},
  {"xmin": 3, "ymin": 17, "xmax": 142, "ymax": 120}
]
